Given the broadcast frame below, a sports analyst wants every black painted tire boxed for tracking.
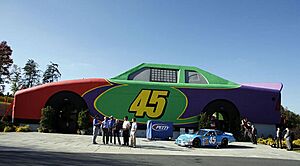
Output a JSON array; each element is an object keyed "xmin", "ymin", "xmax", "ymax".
[
  {"xmin": 192, "ymin": 138, "xmax": 201, "ymax": 148},
  {"xmin": 221, "ymin": 138, "xmax": 228, "ymax": 148}
]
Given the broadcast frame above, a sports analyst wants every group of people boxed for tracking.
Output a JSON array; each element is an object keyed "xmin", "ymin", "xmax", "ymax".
[
  {"xmin": 275, "ymin": 127, "xmax": 294, "ymax": 151},
  {"xmin": 92, "ymin": 115, "xmax": 137, "ymax": 148},
  {"xmin": 241, "ymin": 117, "xmax": 257, "ymax": 144},
  {"xmin": 241, "ymin": 117, "xmax": 294, "ymax": 151}
]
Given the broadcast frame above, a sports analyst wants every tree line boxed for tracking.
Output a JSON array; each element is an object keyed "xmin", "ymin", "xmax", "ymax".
[{"xmin": 0, "ymin": 41, "xmax": 61, "ymax": 95}]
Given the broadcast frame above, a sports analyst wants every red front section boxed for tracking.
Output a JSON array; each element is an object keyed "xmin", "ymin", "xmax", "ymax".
[{"xmin": 13, "ymin": 78, "xmax": 110, "ymax": 121}]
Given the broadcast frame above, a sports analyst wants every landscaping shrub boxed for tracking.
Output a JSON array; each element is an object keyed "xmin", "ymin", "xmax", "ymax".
[
  {"xmin": 258, "ymin": 137, "xmax": 300, "ymax": 148},
  {"xmin": 38, "ymin": 106, "xmax": 57, "ymax": 133},
  {"xmin": 257, "ymin": 138, "xmax": 264, "ymax": 144},
  {"xmin": 259, "ymin": 138, "xmax": 273, "ymax": 145},
  {"xmin": 77, "ymin": 109, "xmax": 90, "ymax": 134},
  {"xmin": 266, "ymin": 138, "xmax": 275, "ymax": 146},
  {"xmin": 0, "ymin": 96, "xmax": 12, "ymax": 120},
  {"xmin": 3, "ymin": 125, "xmax": 16, "ymax": 132},
  {"xmin": 16, "ymin": 125, "xmax": 31, "ymax": 132},
  {"xmin": 0, "ymin": 96, "xmax": 14, "ymax": 103},
  {"xmin": 293, "ymin": 139, "xmax": 300, "ymax": 147},
  {"xmin": 198, "ymin": 112, "xmax": 210, "ymax": 129}
]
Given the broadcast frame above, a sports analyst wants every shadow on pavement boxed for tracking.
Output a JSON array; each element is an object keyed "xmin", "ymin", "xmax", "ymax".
[
  {"xmin": 139, "ymin": 145, "xmax": 185, "ymax": 151},
  {"xmin": 0, "ymin": 145, "xmax": 299, "ymax": 166},
  {"xmin": 0, "ymin": 145, "xmax": 157, "ymax": 166},
  {"xmin": 227, "ymin": 145, "xmax": 255, "ymax": 149},
  {"xmin": 171, "ymin": 145, "xmax": 255, "ymax": 149}
]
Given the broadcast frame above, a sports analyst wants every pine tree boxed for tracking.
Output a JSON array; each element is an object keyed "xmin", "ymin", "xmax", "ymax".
[
  {"xmin": 0, "ymin": 41, "xmax": 13, "ymax": 93},
  {"xmin": 22, "ymin": 59, "xmax": 41, "ymax": 88},
  {"xmin": 43, "ymin": 62, "xmax": 61, "ymax": 83},
  {"xmin": 9, "ymin": 64, "xmax": 22, "ymax": 94}
]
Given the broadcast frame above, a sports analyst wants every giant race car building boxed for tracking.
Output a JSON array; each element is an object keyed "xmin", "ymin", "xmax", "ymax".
[{"xmin": 13, "ymin": 63, "xmax": 282, "ymax": 135}]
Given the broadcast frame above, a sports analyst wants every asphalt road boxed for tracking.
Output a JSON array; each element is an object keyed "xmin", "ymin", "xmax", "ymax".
[
  {"xmin": 1, "ymin": 133, "xmax": 299, "ymax": 165},
  {"xmin": 0, "ymin": 146, "xmax": 299, "ymax": 166}
]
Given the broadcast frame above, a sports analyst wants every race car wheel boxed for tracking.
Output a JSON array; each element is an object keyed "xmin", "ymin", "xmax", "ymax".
[
  {"xmin": 221, "ymin": 138, "xmax": 228, "ymax": 148},
  {"xmin": 192, "ymin": 138, "xmax": 201, "ymax": 148}
]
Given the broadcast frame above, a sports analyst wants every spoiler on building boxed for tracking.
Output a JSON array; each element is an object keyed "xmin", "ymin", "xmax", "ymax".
[{"xmin": 241, "ymin": 83, "xmax": 283, "ymax": 92}]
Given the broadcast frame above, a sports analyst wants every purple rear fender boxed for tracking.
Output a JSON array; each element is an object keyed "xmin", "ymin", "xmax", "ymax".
[{"xmin": 178, "ymin": 83, "xmax": 282, "ymax": 124}]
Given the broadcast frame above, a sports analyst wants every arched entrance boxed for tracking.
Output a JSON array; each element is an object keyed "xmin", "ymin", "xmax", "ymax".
[
  {"xmin": 45, "ymin": 91, "xmax": 88, "ymax": 134},
  {"xmin": 203, "ymin": 100, "xmax": 240, "ymax": 133}
]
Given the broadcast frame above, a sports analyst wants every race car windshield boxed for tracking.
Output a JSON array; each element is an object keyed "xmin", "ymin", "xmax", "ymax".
[{"xmin": 197, "ymin": 130, "xmax": 206, "ymax": 136}]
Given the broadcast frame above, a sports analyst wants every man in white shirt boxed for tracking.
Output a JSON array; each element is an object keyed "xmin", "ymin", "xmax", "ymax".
[
  {"xmin": 130, "ymin": 118, "xmax": 137, "ymax": 148},
  {"xmin": 276, "ymin": 127, "xmax": 283, "ymax": 149},
  {"xmin": 122, "ymin": 116, "xmax": 131, "ymax": 146}
]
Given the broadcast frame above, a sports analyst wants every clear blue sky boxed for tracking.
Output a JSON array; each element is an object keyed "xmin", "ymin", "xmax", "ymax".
[{"xmin": 1, "ymin": 0, "xmax": 299, "ymax": 114}]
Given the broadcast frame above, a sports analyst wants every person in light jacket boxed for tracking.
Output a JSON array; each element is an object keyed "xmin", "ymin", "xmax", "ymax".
[
  {"xmin": 276, "ymin": 127, "xmax": 283, "ymax": 149},
  {"xmin": 102, "ymin": 117, "xmax": 109, "ymax": 144},
  {"xmin": 284, "ymin": 127, "xmax": 292, "ymax": 151},
  {"xmin": 108, "ymin": 116, "xmax": 115, "ymax": 144},
  {"xmin": 130, "ymin": 118, "xmax": 137, "ymax": 148},
  {"xmin": 92, "ymin": 115, "xmax": 101, "ymax": 144}
]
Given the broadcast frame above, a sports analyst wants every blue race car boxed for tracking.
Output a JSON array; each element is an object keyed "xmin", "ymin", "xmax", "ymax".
[{"xmin": 175, "ymin": 129, "xmax": 236, "ymax": 148}]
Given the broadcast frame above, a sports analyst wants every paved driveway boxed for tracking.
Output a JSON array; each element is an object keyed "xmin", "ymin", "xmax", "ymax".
[{"xmin": 0, "ymin": 132, "xmax": 299, "ymax": 161}]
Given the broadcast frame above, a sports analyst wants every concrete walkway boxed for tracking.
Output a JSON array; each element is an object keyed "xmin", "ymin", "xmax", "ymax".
[{"xmin": 0, "ymin": 132, "xmax": 299, "ymax": 161}]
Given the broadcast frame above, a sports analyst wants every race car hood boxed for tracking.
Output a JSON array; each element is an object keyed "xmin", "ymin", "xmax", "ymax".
[
  {"xmin": 224, "ymin": 132, "xmax": 234, "ymax": 136},
  {"xmin": 177, "ymin": 133, "xmax": 198, "ymax": 140}
]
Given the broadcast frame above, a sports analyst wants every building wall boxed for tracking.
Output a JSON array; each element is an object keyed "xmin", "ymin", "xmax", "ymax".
[{"xmin": 254, "ymin": 123, "xmax": 276, "ymax": 138}]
